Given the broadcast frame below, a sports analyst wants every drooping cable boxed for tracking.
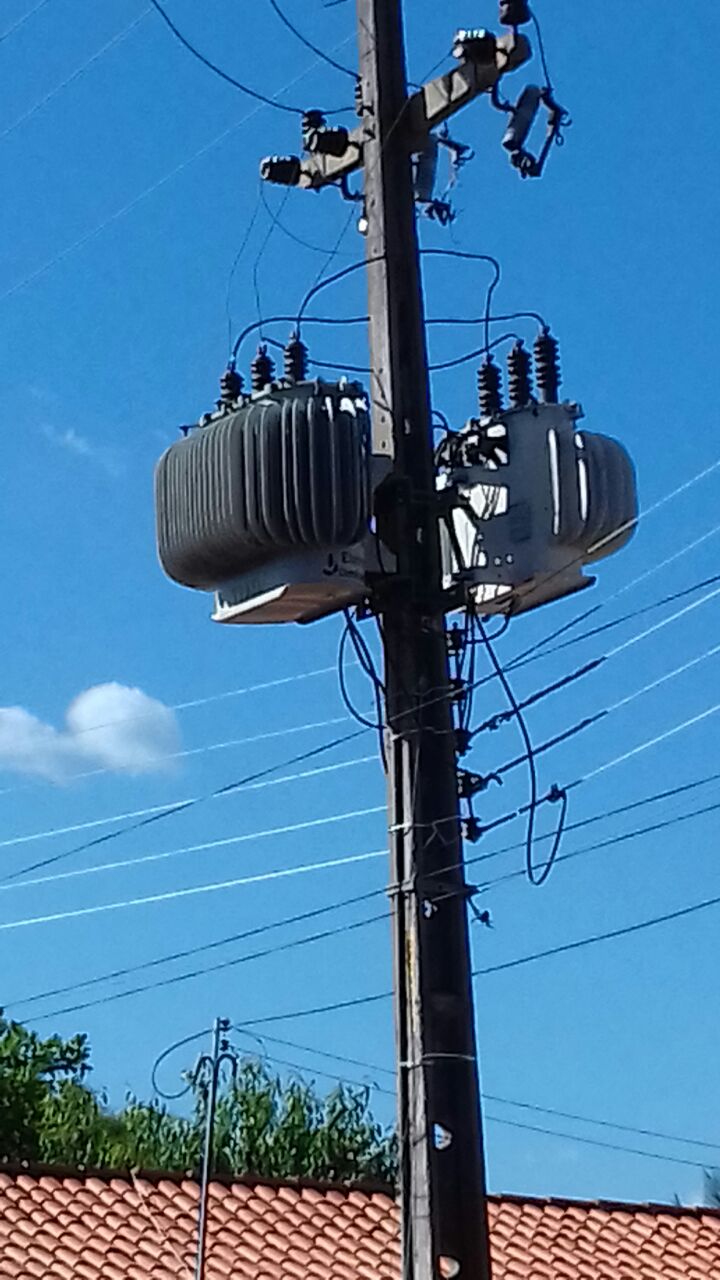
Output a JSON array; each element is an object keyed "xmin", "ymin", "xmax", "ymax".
[
  {"xmin": 147, "ymin": 0, "xmax": 351, "ymax": 115},
  {"xmin": 266, "ymin": 0, "xmax": 357, "ymax": 80}
]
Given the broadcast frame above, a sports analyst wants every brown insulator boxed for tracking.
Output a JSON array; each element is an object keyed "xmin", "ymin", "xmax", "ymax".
[
  {"xmin": 534, "ymin": 327, "xmax": 562, "ymax": 403},
  {"xmin": 251, "ymin": 344, "xmax": 275, "ymax": 392},
  {"xmin": 477, "ymin": 355, "xmax": 503, "ymax": 418},
  {"xmin": 219, "ymin": 367, "xmax": 243, "ymax": 406},
  {"xmin": 283, "ymin": 331, "xmax": 308, "ymax": 382},
  {"xmin": 507, "ymin": 338, "xmax": 533, "ymax": 407}
]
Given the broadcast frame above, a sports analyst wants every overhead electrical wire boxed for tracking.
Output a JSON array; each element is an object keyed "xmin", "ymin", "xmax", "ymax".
[
  {"xmin": 230, "ymin": 1024, "xmax": 720, "ymax": 1157},
  {"xmin": 266, "ymin": 0, "xmax": 357, "ymax": 80},
  {"xmin": 0, "ymin": 36, "xmax": 355, "ymax": 306},
  {"xmin": 147, "ymin": 0, "xmax": 351, "ymax": 115},
  {"xmin": 483, "ymin": 1114, "xmax": 714, "ymax": 1172},
  {"xmin": 0, "ymin": 710, "xmax": 364, "ymax": 801},
  {"xmin": 0, "ymin": 0, "xmax": 52, "ymax": 43},
  {"xmin": 0, "ymin": 9, "xmax": 152, "ymax": 145},
  {"xmin": 0, "ymin": 785, "xmax": 381, "ymax": 898},
  {"xmin": 4, "ymin": 592, "xmax": 716, "ymax": 886},
  {"xmin": 0, "ymin": 849, "xmax": 389, "ymax": 937},
  {"xmin": 19, "ymin": 770, "xmax": 720, "ymax": 1025},
  {"xmin": 0, "ymin": 726, "xmax": 368, "ymax": 883}
]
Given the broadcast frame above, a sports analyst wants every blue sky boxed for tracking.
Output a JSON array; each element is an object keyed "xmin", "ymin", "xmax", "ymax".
[{"xmin": 1, "ymin": 0, "xmax": 720, "ymax": 1206}]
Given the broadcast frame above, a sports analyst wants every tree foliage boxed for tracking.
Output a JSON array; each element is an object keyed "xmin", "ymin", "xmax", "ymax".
[{"xmin": 0, "ymin": 1015, "xmax": 396, "ymax": 1184}]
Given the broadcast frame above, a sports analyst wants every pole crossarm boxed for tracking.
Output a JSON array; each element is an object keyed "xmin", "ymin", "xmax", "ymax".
[{"xmin": 265, "ymin": 32, "xmax": 531, "ymax": 191}]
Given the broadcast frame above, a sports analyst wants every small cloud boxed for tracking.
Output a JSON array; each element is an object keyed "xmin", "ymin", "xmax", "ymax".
[
  {"xmin": 42, "ymin": 424, "xmax": 123, "ymax": 477},
  {"xmin": 0, "ymin": 684, "xmax": 181, "ymax": 783}
]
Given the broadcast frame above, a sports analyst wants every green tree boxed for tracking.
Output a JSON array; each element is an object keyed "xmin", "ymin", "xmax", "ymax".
[{"xmin": 0, "ymin": 1015, "xmax": 396, "ymax": 1183}]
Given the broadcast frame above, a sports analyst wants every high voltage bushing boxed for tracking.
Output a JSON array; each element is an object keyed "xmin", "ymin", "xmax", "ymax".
[
  {"xmin": 477, "ymin": 355, "xmax": 503, "ymax": 418},
  {"xmin": 283, "ymin": 331, "xmax": 308, "ymax": 382},
  {"xmin": 260, "ymin": 155, "xmax": 301, "ymax": 187},
  {"xmin": 499, "ymin": 0, "xmax": 532, "ymax": 26},
  {"xmin": 451, "ymin": 28, "xmax": 497, "ymax": 64},
  {"xmin": 507, "ymin": 338, "xmax": 533, "ymax": 408},
  {"xmin": 534, "ymin": 327, "xmax": 561, "ymax": 403},
  {"xmin": 251, "ymin": 344, "xmax": 275, "ymax": 392},
  {"xmin": 219, "ymin": 368, "xmax": 243, "ymax": 407}
]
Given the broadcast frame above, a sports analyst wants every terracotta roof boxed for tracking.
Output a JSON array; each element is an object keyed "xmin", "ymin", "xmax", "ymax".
[{"xmin": 0, "ymin": 1166, "xmax": 718, "ymax": 1279}]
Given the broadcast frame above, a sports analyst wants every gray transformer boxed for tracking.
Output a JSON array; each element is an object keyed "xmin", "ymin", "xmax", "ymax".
[
  {"xmin": 439, "ymin": 402, "xmax": 638, "ymax": 613},
  {"xmin": 155, "ymin": 381, "xmax": 372, "ymax": 623}
]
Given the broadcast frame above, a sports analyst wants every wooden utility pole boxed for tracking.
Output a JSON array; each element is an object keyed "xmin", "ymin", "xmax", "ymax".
[
  {"xmin": 260, "ymin": 8, "xmax": 530, "ymax": 1275},
  {"xmin": 358, "ymin": 4, "xmax": 490, "ymax": 1277}
]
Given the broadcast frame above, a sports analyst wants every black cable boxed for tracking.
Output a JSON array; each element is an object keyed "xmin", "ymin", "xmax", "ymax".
[
  {"xmin": 17, "ymin": 769, "xmax": 720, "ymax": 1023},
  {"xmin": 252, "ymin": 189, "xmax": 292, "ymax": 337},
  {"xmin": 259, "ymin": 185, "xmax": 356, "ymax": 258},
  {"xmin": 2, "ymin": 726, "xmax": 369, "ymax": 885},
  {"xmin": 147, "ymin": 0, "xmax": 352, "ymax": 115},
  {"xmin": 309, "ymin": 331, "xmax": 521, "ymax": 377},
  {"xmin": 430, "ymin": 332, "xmax": 519, "ymax": 373},
  {"xmin": 484, "ymin": 1113, "xmax": 712, "ymax": 1171},
  {"xmin": 225, "ymin": 188, "xmax": 264, "ymax": 355},
  {"xmin": 266, "ymin": 0, "xmax": 357, "ymax": 80},
  {"xmin": 529, "ymin": 7, "xmax": 554, "ymax": 93},
  {"xmin": 151, "ymin": 1027, "xmax": 210, "ymax": 1100},
  {"xmin": 27, "ymin": 913, "xmax": 388, "ymax": 1027},
  {"xmin": 8, "ymin": 887, "xmax": 386, "ymax": 1015},
  {"xmin": 475, "ymin": 886, "xmax": 720, "ymax": 978},
  {"xmin": 476, "ymin": 619, "xmax": 547, "ymax": 884},
  {"xmin": 472, "ymin": 658, "xmax": 603, "ymax": 736},
  {"xmin": 338, "ymin": 616, "xmax": 383, "ymax": 733}
]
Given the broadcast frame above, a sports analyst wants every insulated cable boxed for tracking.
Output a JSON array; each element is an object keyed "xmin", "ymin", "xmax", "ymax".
[{"xmin": 147, "ymin": 0, "xmax": 352, "ymax": 115}]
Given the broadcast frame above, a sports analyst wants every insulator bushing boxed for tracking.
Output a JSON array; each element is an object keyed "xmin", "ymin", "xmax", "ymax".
[
  {"xmin": 219, "ymin": 367, "xmax": 243, "ymax": 406},
  {"xmin": 507, "ymin": 339, "xmax": 533, "ymax": 408},
  {"xmin": 305, "ymin": 125, "xmax": 350, "ymax": 158},
  {"xmin": 534, "ymin": 327, "xmax": 561, "ymax": 403},
  {"xmin": 302, "ymin": 109, "xmax": 326, "ymax": 142},
  {"xmin": 251, "ymin": 344, "xmax": 275, "ymax": 392},
  {"xmin": 354, "ymin": 80, "xmax": 364, "ymax": 117},
  {"xmin": 477, "ymin": 356, "xmax": 503, "ymax": 418},
  {"xmin": 260, "ymin": 155, "xmax": 302, "ymax": 186},
  {"xmin": 499, "ymin": 0, "xmax": 531, "ymax": 26},
  {"xmin": 283, "ymin": 331, "xmax": 308, "ymax": 382}
]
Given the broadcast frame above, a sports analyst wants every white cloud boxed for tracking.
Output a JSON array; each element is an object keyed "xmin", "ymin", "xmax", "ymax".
[
  {"xmin": 42, "ymin": 424, "xmax": 123, "ymax": 477},
  {"xmin": 0, "ymin": 684, "xmax": 181, "ymax": 783}
]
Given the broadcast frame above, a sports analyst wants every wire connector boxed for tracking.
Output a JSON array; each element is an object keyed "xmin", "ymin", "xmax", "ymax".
[{"xmin": 458, "ymin": 769, "xmax": 503, "ymax": 800}]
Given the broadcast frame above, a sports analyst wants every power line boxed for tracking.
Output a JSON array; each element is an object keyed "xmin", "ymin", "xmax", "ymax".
[
  {"xmin": 28, "ymin": 910, "xmax": 387, "ymax": 1025},
  {"xmin": 0, "ymin": 711, "xmax": 359, "ymax": 798},
  {"xmin": 147, "ymin": 0, "xmax": 351, "ymax": 115},
  {"xmin": 266, "ymin": 0, "xmax": 357, "ymax": 80},
  {"xmin": 22, "ymin": 782, "xmax": 720, "ymax": 1025},
  {"xmin": 0, "ymin": 39, "xmax": 354, "ymax": 305},
  {"xmin": 483, "ymin": 1113, "xmax": 713, "ymax": 1171},
  {"xmin": 0, "ymin": 0, "xmax": 52, "ymax": 43},
  {"xmin": 0, "ymin": 785, "xmax": 381, "ymax": 899},
  {"xmin": 0, "ymin": 726, "xmax": 368, "ymax": 882},
  {"xmin": 473, "ymin": 889, "xmax": 720, "ymax": 978},
  {"xmin": 230, "ymin": 1026, "xmax": 720, "ymax": 1155},
  {"xmin": 11, "ymin": 885, "xmax": 386, "ymax": 1015},
  {"xmin": 0, "ymin": 9, "xmax": 151, "ymax": 145}
]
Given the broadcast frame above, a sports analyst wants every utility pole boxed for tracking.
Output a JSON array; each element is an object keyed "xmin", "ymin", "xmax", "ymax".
[
  {"xmin": 357, "ymin": 4, "xmax": 491, "ymax": 1278},
  {"xmin": 193, "ymin": 1017, "xmax": 234, "ymax": 1280}
]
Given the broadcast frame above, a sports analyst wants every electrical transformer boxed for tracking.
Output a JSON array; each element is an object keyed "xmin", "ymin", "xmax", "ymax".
[
  {"xmin": 155, "ymin": 379, "xmax": 372, "ymax": 624},
  {"xmin": 155, "ymin": 331, "xmax": 637, "ymax": 624},
  {"xmin": 438, "ymin": 400, "xmax": 637, "ymax": 614}
]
